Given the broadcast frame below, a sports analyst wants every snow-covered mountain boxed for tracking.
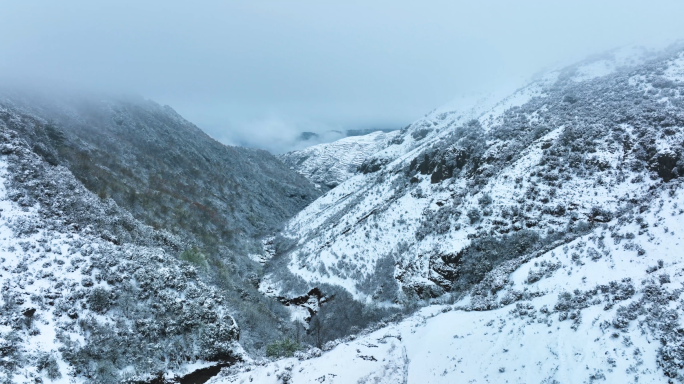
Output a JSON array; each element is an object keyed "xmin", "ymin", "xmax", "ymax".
[
  {"xmin": 211, "ymin": 45, "xmax": 684, "ymax": 383},
  {"xmin": 4, "ymin": 43, "xmax": 684, "ymax": 384},
  {"xmin": 279, "ymin": 131, "xmax": 400, "ymax": 190},
  {"xmin": 0, "ymin": 92, "xmax": 322, "ymax": 355},
  {"xmin": 0, "ymin": 94, "xmax": 320, "ymax": 383},
  {"xmin": 280, "ymin": 46, "xmax": 659, "ymax": 193},
  {"xmin": 0, "ymin": 92, "xmax": 320, "ymax": 257},
  {"xmin": 264, "ymin": 45, "xmax": 681, "ymax": 301}
]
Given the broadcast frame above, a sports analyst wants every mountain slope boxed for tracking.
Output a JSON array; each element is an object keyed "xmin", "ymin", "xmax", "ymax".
[
  {"xmin": 0, "ymin": 93, "xmax": 322, "ymax": 368},
  {"xmin": 0, "ymin": 92, "xmax": 320, "ymax": 258},
  {"xmin": 263, "ymin": 46, "xmax": 684, "ymax": 313},
  {"xmin": 0, "ymin": 122, "xmax": 243, "ymax": 383},
  {"xmin": 212, "ymin": 46, "xmax": 684, "ymax": 384},
  {"xmin": 213, "ymin": 182, "xmax": 684, "ymax": 383},
  {"xmin": 279, "ymin": 130, "xmax": 399, "ymax": 190},
  {"xmin": 281, "ymin": 91, "xmax": 519, "ymax": 191}
]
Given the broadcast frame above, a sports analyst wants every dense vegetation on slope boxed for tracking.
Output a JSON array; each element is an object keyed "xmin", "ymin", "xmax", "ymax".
[
  {"xmin": 0, "ymin": 94, "xmax": 319, "ymax": 255},
  {"xmin": 0, "ymin": 125, "xmax": 241, "ymax": 383},
  {"xmin": 0, "ymin": 94, "xmax": 320, "ymax": 359}
]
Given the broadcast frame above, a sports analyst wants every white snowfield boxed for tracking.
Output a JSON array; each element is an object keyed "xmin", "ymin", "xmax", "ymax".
[{"xmin": 212, "ymin": 185, "xmax": 684, "ymax": 384}]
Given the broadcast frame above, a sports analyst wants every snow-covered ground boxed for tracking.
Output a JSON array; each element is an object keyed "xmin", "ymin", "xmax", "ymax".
[
  {"xmin": 240, "ymin": 45, "xmax": 684, "ymax": 383},
  {"xmin": 213, "ymin": 184, "xmax": 684, "ymax": 383},
  {"xmin": 279, "ymin": 131, "xmax": 399, "ymax": 189},
  {"xmin": 0, "ymin": 160, "xmax": 73, "ymax": 382},
  {"xmin": 3, "ymin": 43, "xmax": 684, "ymax": 383}
]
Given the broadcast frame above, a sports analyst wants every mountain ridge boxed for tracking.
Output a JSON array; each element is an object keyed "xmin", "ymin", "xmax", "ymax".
[
  {"xmin": 3, "ymin": 44, "xmax": 684, "ymax": 383},
  {"xmin": 265, "ymin": 45, "xmax": 683, "ymax": 303},
  {"xmin": 210, "ymin": 44, "xmax": 684, "ymax": 384}
]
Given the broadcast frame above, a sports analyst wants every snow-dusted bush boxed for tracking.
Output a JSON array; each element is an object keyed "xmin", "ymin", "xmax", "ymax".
[
  {"xmin": 266, "ymin": 338, "xmax": 301, "ymax": 358},
  {"xmin": 467, "ymin": 208, "xmax": 481, "ymax": 224},
  {"xmin": 36, "ymin": 353, "xmax": 61, "ymax": 380}
]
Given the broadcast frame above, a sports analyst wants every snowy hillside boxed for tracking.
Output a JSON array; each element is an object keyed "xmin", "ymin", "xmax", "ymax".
[
  {"xmin": 0, "ymin": 92, "xmax": 317, "ymax": 355},
  {"xmin": 213, "ymin": 182, "xmax": 684, "ymax": 383},
  {"xmin": 3, "ymin": 42, "xmax": 684, "ymax": 383},
  {"xmin": 277, "ymin": 46, "xmax": 658, "ymax": 194},
  {"xmin": 212, "ymin": 54, "xmax": 684, "ymax": 381},
  {"xmin": 262, "ymin": 46, "xmax": 684, "ymax": 305},
  {"xmin": 279, "ymin": 131, "xmax": 399, "ymax": 189},
  {"xmin": 0, "ymin": 91, "xmax": 320, "ymax": 258},
  {"xmin": 0, "ymin": 125, "xmax": 244, "ymax": 383}
]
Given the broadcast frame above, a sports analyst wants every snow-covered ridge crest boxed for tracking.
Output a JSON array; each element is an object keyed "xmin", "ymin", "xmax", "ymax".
[{"xmin": 280, "ymin": 45, "xmax": 658, "ymax": 194}]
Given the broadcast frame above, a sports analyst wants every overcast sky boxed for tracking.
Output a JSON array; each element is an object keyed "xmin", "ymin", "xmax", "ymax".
[{"xmin": 1, "ymin": 1, "xmax": 684, "ymax": 153}]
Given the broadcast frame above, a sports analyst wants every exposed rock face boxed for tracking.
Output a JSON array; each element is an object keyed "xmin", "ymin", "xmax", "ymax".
[{"xmin": 277, "ymin": 288, "xmax": 329, "ymax": 322}]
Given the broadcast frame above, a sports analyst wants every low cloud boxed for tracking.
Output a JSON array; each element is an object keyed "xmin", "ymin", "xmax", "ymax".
[{"xmin": 1, "ymin": 1, "xmax": 683, "ymax": 153}]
